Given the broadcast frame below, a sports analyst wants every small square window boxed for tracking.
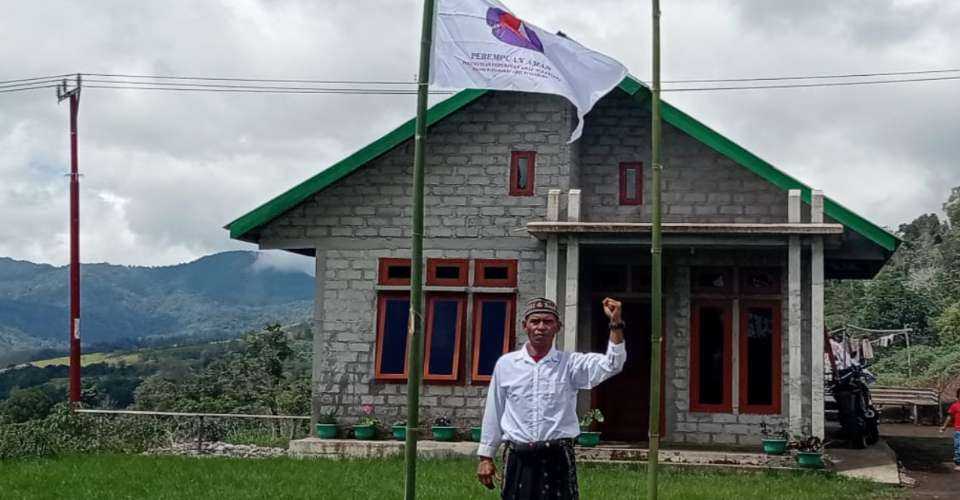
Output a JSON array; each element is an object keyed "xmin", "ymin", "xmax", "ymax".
[
  {"xmin": 474, "ymin": 259, "xmax": 517, "ymax": 287},
  {"xmin": 740, "ymin": 268, "xmax": 781, "ymax": 295},
  {"xmin": 509, "ymin": 151, "xmax": 535, "ymax": 196},
  {"xmin": 691, "ymin": 267, "xmax": 734, "ymax": 294},
  {"xmin": 426, "ymin": 258, "xmax": 468, "ymax": 286},
  {"xmin": 378, "ymin": 258, "xmax": 411, "ymax": 286},
  {"xmin": 619, "ymin": 162, "xmax": 643, "ymax": 205}
]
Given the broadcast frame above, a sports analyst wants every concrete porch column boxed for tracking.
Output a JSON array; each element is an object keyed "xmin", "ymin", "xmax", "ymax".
[
  {"xmin": 545, "ymin": 189, "xmax": 561, "ymax": 303},
  {"xmin": 811, "ymin": 190, "xmax": 825, "ymax": 439},
  {"xmin": 787, "ymin": 190, "xmax": 803, "ymax": 436},
  {"xmin": 311, "ymin": 249, "xmax": 326, "ymax": 430},
  {"xmin": 562, "ymin": 190, "xmax": 581, "ymax": 352}
]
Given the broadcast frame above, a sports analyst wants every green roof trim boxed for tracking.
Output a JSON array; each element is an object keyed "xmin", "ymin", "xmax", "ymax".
[
  {"xmin": 227, "ymin": 76, "xmax": 900, "ymax": 252},
  {"xmin": 226, "ymin": 89, "xmax": 487, "ymax": 240}
]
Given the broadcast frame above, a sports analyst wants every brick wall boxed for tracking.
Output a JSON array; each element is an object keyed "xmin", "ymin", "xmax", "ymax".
[{"xmin": 578, "ymin": 90, "xmax": 788, "ymax": 224}]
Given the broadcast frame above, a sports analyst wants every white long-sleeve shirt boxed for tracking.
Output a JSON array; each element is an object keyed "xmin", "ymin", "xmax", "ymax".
[{"xmin": 477, "ymin": 341, "xmax": 627, "ymax": 458}]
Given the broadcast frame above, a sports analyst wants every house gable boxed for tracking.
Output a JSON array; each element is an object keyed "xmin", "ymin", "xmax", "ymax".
[{"xmin": 226, "ymin": 76, "xmax": 899, "ymax": 253}]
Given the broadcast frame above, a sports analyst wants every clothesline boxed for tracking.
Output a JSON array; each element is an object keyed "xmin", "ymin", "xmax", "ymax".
[{"xmin": 828, "ymin": 324, "xmax": 914, "ymax": 376}]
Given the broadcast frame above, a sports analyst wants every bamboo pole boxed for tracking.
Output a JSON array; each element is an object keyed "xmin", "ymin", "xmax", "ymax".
[
  {"xmin": 647, "ymin": 0, "xmax": 664, "ymax": 498},
  {"xmin": 404, "ymin": 1, "xmax": 436, "ymax": 498}
]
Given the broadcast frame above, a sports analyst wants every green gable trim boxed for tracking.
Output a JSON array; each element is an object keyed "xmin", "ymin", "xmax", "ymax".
[
  {"xmin": 226, "ymin": 89, "xmax": 487, "ymax": 240},
  {"xmin": 227, "ymin": 77, "xmax": 899, "ymax": 252}
]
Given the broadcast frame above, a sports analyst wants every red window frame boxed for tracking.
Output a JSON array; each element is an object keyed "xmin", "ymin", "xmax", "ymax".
[
  {"xmin": 423, "ymin": 293, "xmax": 467, "ymax": 382},
  {"xmin": 508, "ymin": 151, "xmax": 536, "ymax": 196},
  {"xmin": 618, "ymin": 162, "xmax": 643, "ymax": 205},
  {"xmin": 689, "ymin": 300, "xmax": 733, "ymax": 413},
  {"xmin": 374, "ymin": 292, "xmax": 410, "ymax": 381},
  {"xmin": 738, "ymin": 300, "xmax": 782, "ymax": 414},
  {"xmin": 471, "ymin": 294, "xmax": 516, "ymax": 383},
  {"xmin": 426, "ymin": 258, "xmax": 469, "ymax": 286},
  {"xmin": 378, "ymin": 258, "xmax": 411, "ymax": 286},
  {"xmin": 474, "ymin": 259, "xmax": 518, "ymax": 288}
]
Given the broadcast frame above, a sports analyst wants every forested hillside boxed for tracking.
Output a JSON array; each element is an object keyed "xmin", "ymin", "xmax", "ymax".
[
  {"xmin": 0, "ymin": 251, "xmax": 314, "ymax": 363},
  {"xmin": 826, "ymin": 186, "xmax": 960, "ymax": 389}
]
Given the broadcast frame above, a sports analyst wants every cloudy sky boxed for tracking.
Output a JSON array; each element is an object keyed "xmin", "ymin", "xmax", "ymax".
[{"xmin": 1, "ymin": 0, "xmax": 958, "ymax": 274}]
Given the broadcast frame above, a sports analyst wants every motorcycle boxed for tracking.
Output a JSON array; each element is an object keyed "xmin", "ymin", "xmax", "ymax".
[{"xmin": 829, "ymin": 363, "xmax": 880, "ymax": 449}]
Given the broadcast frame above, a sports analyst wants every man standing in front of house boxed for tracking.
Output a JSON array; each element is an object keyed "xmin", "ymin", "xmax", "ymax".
[{"xmin": 476, "ymin": 296, "xmax": 626, "ymax": 499}]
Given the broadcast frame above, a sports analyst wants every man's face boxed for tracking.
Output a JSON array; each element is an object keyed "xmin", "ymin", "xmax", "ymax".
[{"xmin": 523, "ymin": 312, "xmax": 559, "ymax": 350}]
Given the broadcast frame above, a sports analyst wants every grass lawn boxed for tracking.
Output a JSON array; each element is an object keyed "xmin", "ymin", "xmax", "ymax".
[{"xmin": 0, "ymin": 455, "xmax": 902, "ymax": 499}]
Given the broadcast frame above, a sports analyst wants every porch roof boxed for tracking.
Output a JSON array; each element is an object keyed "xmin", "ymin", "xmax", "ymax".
[{"xmin": 526, "ymin": 222, "xmax": 845, "ymax": 239}]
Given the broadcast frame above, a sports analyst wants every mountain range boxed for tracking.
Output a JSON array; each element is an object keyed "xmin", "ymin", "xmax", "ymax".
[{"xmin": 0, "ymin": 251, "xmax": 314, "ymax": 357}]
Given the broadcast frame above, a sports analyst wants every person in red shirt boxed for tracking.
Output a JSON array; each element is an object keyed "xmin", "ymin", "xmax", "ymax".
[{"xmin": 939, "ymin": 388, "xmax": 960, "ymax": 471}]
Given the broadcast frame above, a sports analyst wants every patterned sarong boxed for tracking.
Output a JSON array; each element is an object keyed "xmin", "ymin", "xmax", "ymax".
[{"xmin": 501, "ymin": 439, "xmax": 579, "ymax": 500}]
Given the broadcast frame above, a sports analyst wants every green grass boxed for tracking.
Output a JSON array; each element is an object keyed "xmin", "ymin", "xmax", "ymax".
[
  {"xmin": 0, "ymin": 455, "xmax": 902, "ymax": 499},
  {"xmin": 31, "ymin": 352, "xmax": 140, "ymax": 368}
]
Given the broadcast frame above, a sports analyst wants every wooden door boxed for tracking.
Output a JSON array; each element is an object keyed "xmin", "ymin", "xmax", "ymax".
[{"xmin": 591, "ymin": 300, "xmax": 651, "ymax": 441}]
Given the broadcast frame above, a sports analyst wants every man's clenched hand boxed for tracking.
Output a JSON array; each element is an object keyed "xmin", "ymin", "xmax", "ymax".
[{"xmin": 477, "ymin": 457, "xmax": 498, "ymax": 489}]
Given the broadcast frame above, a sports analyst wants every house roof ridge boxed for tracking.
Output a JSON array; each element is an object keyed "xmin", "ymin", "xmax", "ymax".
[{"xmin": 226, "ymin": 76, "xmax": 900, "ymax": 252}]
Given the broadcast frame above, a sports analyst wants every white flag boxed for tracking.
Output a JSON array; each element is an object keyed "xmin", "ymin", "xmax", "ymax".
[{"xmin": 430, "ymin": 0, "xmax": 628, "ymax": 142}]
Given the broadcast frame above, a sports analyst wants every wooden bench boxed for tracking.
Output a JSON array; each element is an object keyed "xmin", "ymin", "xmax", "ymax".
[
  {"xmin": 824, "ymin": 386, "xmax": 940, "ymax": 424},
  {"xmin": 870, "ymin": 387, "xmax": 940, "ymax": 425}
]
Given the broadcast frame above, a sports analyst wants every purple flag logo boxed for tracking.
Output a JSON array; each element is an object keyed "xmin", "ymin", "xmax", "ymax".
[{"xmin": 486, "ymin": 8, "xmax": 543, "ymax": 53}]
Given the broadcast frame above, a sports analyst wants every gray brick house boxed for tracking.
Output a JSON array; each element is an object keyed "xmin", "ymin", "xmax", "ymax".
[{"xmin": 227, "ymin": 76, "xmax": 899, "ymax": 446}]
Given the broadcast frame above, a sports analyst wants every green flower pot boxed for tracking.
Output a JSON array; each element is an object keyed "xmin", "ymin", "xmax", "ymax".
[
  {"xmin": 432, "ymin": 426, "xmax": 457, "ymax": 441},
  {"xmin": 315, "ymin": 423, "xmax": 337, "ymax": 439},
  {"xmin": 470, "ymin": 427, "xmax": 482, "ymax": 442},
  {"xmin": 392, "ymin": 425, "xmax": 406, "ymax": 441},
  {"xmin": 795, "ymin": 451, "xmax": 824, "ymax": 469},
  {"xmin": 353, "ymin": 424, "xmax": 377, "ymax": 440},
  {"xmin": 762, "ymin": 439, "xmax": 788, "ymax": 455},
  {"xmin": 577, "ymin": 432, "xmax": 601, "ymax": 447}
]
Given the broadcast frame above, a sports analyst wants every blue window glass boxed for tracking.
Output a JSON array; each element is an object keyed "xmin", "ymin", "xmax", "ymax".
[
  {"xmin": 379, "ymin": 297, "xmax": 410, "ymax": 375},
  {"xmin": 427, "ymin": 299, "xmax": 461, "ymax": 376},
  {"xmin": 477, "ymin": 301, "xmax": 508, "ymax": 377}
]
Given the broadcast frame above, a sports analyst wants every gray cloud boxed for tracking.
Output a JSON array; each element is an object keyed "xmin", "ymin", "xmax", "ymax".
[{"xmin": 1, "ymin": 0, "xmax": 958, "ymax": 267}]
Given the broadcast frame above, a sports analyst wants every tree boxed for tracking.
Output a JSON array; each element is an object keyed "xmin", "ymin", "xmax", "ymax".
[
  {"xmin": 0, "ymin": 385, "xmax": 63, "ymax": 423},
  {"xmin": 935, "ymin": 302, "xmax": 960, "ymax": 346}
]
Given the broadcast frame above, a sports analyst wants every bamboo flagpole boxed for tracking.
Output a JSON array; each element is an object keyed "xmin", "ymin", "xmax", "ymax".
[
  {"xmin": 404, "ymin": 0, "xmax": 437, "ymax": 498},
  {"xmin": 647, "ymin": 0, "xmax": 664, "ymax": 498}
]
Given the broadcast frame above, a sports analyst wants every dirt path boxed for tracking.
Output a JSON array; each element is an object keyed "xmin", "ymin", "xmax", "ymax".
[{"xmin": 881, "ymin": 424, "xmax": 957, "ymax": 499}]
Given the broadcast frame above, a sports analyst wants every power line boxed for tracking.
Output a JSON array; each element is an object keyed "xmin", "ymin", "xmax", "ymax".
[
  {"xmin": 0, "ymin": 73, "xmax": 73, "ymax": 85},
  {"xmin": 84, "ymin": 85, "xmax": 454, "ymax": 95},
  {"xmin": 0, "ymin": 84, "xmax": 57, "ymax": 94},
  {"xmin": 662, "ymin": 67, "xmax": 960, "ymax": 84},
  {"xmin": 82, "ymin": 78, "xmax": 422, "ymax": 92},
  {"xmin": 660, "ymin": 74, "xmax": 960, "ymax": 92},
  {"xmin": 84, "ymin": 72, "xmax": 414, "ymax": 85}
]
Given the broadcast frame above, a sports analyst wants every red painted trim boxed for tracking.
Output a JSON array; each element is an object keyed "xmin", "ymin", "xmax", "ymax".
[
  {"xmin": 471, "ymin": 294, "xmax": 516, "ymax": 384},
  {"xmin": 426, "ymin": 258, "xmax": 469, "ymax": 286},
  {"xmin": 508, "ymin": 151, "xmax": 535, "ymax": 196},
  {"xmin": 689, "ymin": 300, "xmax": 733, "ymax": 413},
  {"xmin": 374, "ymin": 292, "xmax": 409, "ymax": 381},
  {"xmin": 618, "ymin": 162, "xmax": 643, "ymax": 205},
  {"xmin": 378, "ymin": 257, "xmax": 411, "ymax": 286},
  {"xmin": 474, "ymin": 259, "xmax": 518, "ymax": 288},
  {"xmin": 423, "ymin": 293, "xmax": 466, "ymax": 382},
  {"xmin": 738, "ymin": 300, "xmax": 783, "ymax": 414}
]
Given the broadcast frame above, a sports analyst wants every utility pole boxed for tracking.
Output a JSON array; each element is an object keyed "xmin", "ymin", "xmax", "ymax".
[
  {"xmin": 648, "ymin": 1, "xmax": 664, "ymax": 499},
  {"xmin": 58, "ymin": 74, "xmax": 82, "ymax": 406},
  {"xmin": 404, "ymin": 1, "xmax": 436, "ymax": 499}
]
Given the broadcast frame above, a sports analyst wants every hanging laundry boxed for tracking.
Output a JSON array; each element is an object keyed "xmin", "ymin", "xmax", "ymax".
[{"xmin": 861, "ymin": 338, "xmax": 875, "ymax": 360}]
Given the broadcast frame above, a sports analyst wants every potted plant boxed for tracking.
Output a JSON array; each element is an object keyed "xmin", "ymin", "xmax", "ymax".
[
  {"xmin": 577, "ymin": 409, "xmax": 604, "ymax": 447},
  {"xmin": 470, "ymin": 425, "xmax": 482, "ymax": 442},
  {"xmin": 790, "ymin": 435, "xmax": 825, "ymax": 469},
  {"xmin": 392, "ymin": 420, "xmax": 406, "ymax": 441},
  {"xmin": 353, "ymin": 404, "xmax": 380, "ymax": 440},
  {"xmin": 316, "ymin": 409, "xmax": 338, "ymax": 439},
  {"xmin": 760, "ymin": 422, "xmax": 790, "ymax": 455},
  {"xmin": 431, "ymin": 415, "xmax": 457, "ymax": 441}
]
